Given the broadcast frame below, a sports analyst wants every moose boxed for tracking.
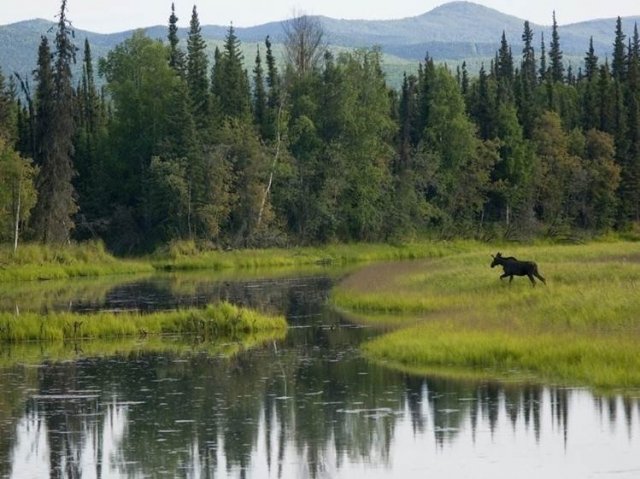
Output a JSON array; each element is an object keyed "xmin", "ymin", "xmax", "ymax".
[{"xmin": 490, "ymin": 252, "xmax": 546, "ymax": 286}]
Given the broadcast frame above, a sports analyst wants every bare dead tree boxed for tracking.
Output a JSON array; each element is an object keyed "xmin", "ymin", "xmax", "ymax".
[{"xmin": 282, "ymin": 13, "xmax": 326, "ymax": 75}]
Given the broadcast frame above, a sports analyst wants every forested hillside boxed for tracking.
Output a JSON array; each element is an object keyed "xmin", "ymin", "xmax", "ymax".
[
  {"xmin": 2, "ymin": 2, "xmax": 640, "ymax": 79},
  {"xmin": 1, "ymin": 1, "xmax": 639, "ymax": 253}
]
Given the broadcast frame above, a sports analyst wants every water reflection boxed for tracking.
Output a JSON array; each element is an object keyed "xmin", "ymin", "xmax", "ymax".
[
  {"xmin": 3, "ymin": 352, "xmax": 640, "ymax": 478},
  {"xmin": 1, "ymin": 272, "xmax": 640, "ymax": 477}
]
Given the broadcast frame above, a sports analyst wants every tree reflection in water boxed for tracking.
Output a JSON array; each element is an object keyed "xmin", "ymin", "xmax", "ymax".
[{"xmin": 2, "ymin": 347, "xmax": 640, "ymax": 478}]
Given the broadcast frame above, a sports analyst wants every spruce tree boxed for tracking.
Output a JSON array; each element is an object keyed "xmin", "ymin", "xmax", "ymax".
[
  {"xmin": 549, "ymin": 11, "xmax": 564, "ymax": 83},
  {"xmin": 168, "ymin": 3, "xmax": 185, "ymax": 74},
  {"xmin": 521, "ymin": 21, "xmax": 536, "ymax": 85},
  {"xmin": 31, "ymin": 0, "xmax": 78, "ymax": 243},
  {"xmin": 539, "ymin": 33, "xmax": 547, "ymax": 83},
  {"xmin": 598, "ymin": 61, "xmax": 614, "ymax": 132},
  {"xmin": 584, "ymin": 37, "xmax": 598, "ymax": 80},
  {"xmin": 213, "ymin": 25, "xmax": 251, "ymax": 120},
  {"xmin": 186, "ymin": 6, "xmax": 210, "ymax": 130},
  {"xmin": 582, "ymin": 37, "xmax": 601, "ymax": 130},
  {"xmin": 496, "ymin": 31, "xmax": 514, "ymax": 104},
  {"xmin": 518, "ymin": 21, "xmax": 537, "ymax": 137},
  {"xmin": 252, "ymin": 46, "xmax": 268, "ymax": 138},
  {"xmin": 460, "ymin": 61, "xmax": 469, "ymax": 96},
  {"xmin": 262, "ymin": 35, "xmax": 281, "ymax": 141},
  {"xmin": 621, "ymin": 46, "xmax": 640, "ymax": 221},
  {"xmin": 612, "ymin": 17, "xmax": 627, "ymax": 81}
]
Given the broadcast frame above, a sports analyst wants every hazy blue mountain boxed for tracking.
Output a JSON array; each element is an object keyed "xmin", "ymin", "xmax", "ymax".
[{"xmin": 1, "ymin": 1, "xmax": 639, "ymax": 85}]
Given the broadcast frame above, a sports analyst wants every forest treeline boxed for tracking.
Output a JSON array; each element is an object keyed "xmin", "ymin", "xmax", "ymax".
[{"xmin": 1, "ymin": 2, "xmax": 639, "ymax": 253}]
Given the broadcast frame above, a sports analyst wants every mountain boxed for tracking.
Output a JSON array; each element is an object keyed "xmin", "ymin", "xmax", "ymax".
[{"xmin": 1, "ymin": 1, "xmax": 639, "ymax": 86}]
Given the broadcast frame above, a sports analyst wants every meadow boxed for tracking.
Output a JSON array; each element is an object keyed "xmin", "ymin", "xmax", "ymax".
[{"xmin": 332, "ymin": 241, "xmax": 640, "ymax": 390}]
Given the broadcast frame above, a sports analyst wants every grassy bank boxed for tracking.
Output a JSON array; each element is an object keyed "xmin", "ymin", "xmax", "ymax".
[
  {"xmin": 151, "ymin": 239, "xmax": 479, "ymax": 271},
  {"xmin": 332, "ymin": 241, "xmax": 640, "ymax": 390},
  {"xmin": 1, "ymin": 239, "xmax": 479, "ymax": 282},
  {"xmin": 0, "ymin": 242, "xmax": 153, "ymax": 281},
  {"xmin": 0, "ymin": 302, "xmax": 286, "ymax": 342}
]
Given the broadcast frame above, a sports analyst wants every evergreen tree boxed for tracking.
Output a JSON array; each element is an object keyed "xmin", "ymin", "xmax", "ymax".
[
  {"xmin": 460, "ymin": 61, "xmax": 469, "ymax": 96},
  {"xmin": 549, "ymin": 11, "xmax": 565, "ymax": 83},
  {"xmin": 261, "ymin": 35, "xmax": 281, "ymax": 141},
  {"xmin": 186, "ymin": 6, "xmax": 210, "ymax": 130},
  {"xmin": 33, "ymin": 36, "xmax": 54, "ymax": 168},
  {"xmin": 612, "ymin": 16, "xmax": 627, "ymax": 80},
  {"xmin": 469, "ymin": 64, "xmax": 495, "ymax": 140},
  {"xmin": 265, "ymin": 36, "xmax": 280, "ymax": 107},
  {"xmin": 31, "ymin": 0, "xmax": 79, "ymax": 244},
  {"xmin": 581, "ymin": 38, "xmax": 601, "ymax": 130},
  {"xmin": 521, "ymin": 21, "xmax": 536, "ymax": 84},
  {"xmin": 539, "ymin": 32, "xmax": 548, "ymax": 83},
  {"xmin": 73, "ymin": 38, "xmax": 109, "ymax": 234},
  {"xmin": 212, "ymin": 25, "xmax": 251, "ymax": 120},
  {"xmin": 398, "ymin": 73, "xmax": 419, "ymax": 172},
  {"xmin": 252, "ymin": 46, "xmax": 268, "ymax": 138},
  {"xmin": 496, "ymin": 31, "xmax": 514, "ymax": 104},
  {"xmin": 585, "ymin": 37, "xmax": 599, "ymax": 80},
  {"xmin": 598, "ymin": 61, "xmax": 615, "ymax": 132},
  {"xmin": 168, "ymin": 2, "xmax": 185, "ymax": 74},
  {"xmin": 619, "ymin": 41, "xmax": 640, "ymax": 222},
  {"xmin": 518, "ymin": 22, "xmax": 537, "ymax": 138}
]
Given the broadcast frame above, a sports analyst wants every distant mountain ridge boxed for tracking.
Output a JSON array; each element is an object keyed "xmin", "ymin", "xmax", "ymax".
[{"xmin": 1, "ymin": 1, "xmax": 639, "ymax": 83}]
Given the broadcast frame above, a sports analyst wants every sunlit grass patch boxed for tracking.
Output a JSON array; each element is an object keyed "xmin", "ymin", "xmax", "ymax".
[
  {"xmin": 332, "ymin": 241, "xmax": 640, "ymax": 389},
  {"xmin": 363, "ymin": 324, "xmax": 640, "ymax": 389},
  {"xmin": 0, "ymin": 302, "xmax": 286, "ymax": 342}
]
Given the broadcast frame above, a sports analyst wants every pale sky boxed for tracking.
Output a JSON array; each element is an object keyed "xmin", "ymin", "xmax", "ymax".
[{"xmin": 1, "ymin": 0, "xmax": 639, "ymax": 32}]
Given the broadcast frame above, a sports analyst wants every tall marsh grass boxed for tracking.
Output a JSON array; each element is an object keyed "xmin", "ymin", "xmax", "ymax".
[
  {"xmin": 0, "ymin": 241, "xmax": 152, "ymax": 281},
  {"xmin": 0, "ymin": 302, "xmax": 286, "ymax": 342}
]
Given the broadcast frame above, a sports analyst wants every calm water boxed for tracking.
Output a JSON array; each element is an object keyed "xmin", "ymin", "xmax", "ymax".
[{"xmin": 1, "ymin": 271, "xmax": 640, "ymax": 478}]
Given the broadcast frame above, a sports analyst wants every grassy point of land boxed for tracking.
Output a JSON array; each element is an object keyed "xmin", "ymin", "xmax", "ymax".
[
  {"xmin": 0, "ymin": 301, "xmax": 286, "ymax": 343},
  {"xmin": 332, "ymin": 241, "xmax": 640, "ymax": 390},
  {"xmin": 0, "ymin": 242, "xmax": 153, "ymax": 282}
]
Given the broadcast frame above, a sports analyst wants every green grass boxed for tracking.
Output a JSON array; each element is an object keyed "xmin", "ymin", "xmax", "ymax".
[
  {"xmin": 152, "ymin": 239, "xmax": 479, "ymax": 271},
  {"xmin": 332, "ymin": 241, "xmax": 640, "ymax": 390},
  {"xmin": 0, "ymin": 302, "xmax": 286, "ymax": 342},
  {"xmin": 0, "ymin": 241, "xmax": 153, "ymax": 281},
  {"xmin": 1, "ymin": 239, "xmax": 480, "ymax": 282}
]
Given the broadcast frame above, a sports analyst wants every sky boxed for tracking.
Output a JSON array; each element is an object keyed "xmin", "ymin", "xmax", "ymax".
[{"xmin": 1, "ymin": 0, "xmax": 639, "ymax": 33}]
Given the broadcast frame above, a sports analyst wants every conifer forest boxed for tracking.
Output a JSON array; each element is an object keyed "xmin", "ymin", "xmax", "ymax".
[{"xmin": 1, "ymin": 1, "xmax": 640, "ymax": 253}]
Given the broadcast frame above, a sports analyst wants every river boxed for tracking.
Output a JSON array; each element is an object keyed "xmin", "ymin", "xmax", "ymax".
[{"xmin": 1, "ymin": 270, "xmax": 639, "ymax": 478}]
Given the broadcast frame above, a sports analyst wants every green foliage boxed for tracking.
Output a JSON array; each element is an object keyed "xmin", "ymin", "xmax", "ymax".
[
  {"xmin": 4, "ymin": 3, "xmax": 640, "ymax": 251},
  {"xmin": 0, "ymin": 138, "xmax": 37, "ymax": 245}
]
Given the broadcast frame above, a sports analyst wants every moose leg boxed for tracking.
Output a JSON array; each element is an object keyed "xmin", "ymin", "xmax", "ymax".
[
  {"xmin": 500, "ymin": 273, "xmax": 509, "ymax": 281},
  {"xmin": 508, "ymin": 275, "xmax": 514, "ymax": 284},
  {"xmin": 534, "ymin": 272, "xmax": 546, "ymax": 285},
  {"xmin": 527, "ymin": 273, "xmax": 536, "ymax": 286}
]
